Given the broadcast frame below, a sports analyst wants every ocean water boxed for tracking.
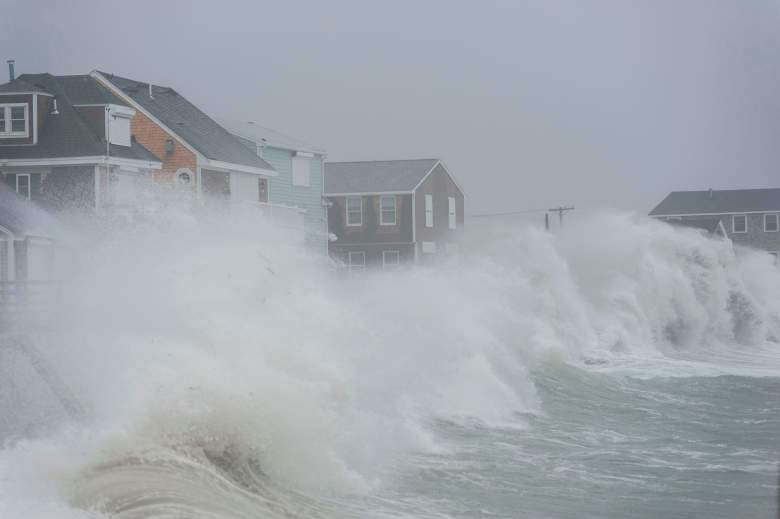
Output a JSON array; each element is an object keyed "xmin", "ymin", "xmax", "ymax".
[{"xmin": 1, "ymin": 210, "xmax": 778, "ymax": 518}]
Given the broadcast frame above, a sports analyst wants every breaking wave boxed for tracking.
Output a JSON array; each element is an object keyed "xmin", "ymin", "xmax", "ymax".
[{"xmin": 1, "ymin": 210, "xmax": 779, "ymax": 518}]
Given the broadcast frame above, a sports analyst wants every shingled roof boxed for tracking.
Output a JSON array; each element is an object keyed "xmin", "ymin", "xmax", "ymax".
[
  {"xmin": 325, "ymin": 159, "xmax": 440, "ymax": 195},
  {"xmin": 97, "ymin": 72, "xmax": 275, "ymax": 173},
  {"xmin": 0, "ymin": 77, "xmax": 51, "ymax": 95},
  {"xmin": 0, "ymin": 74, "xmax": 160, "ymax": 163},
  {"xmin": 650, "ymin": 188, "xmax": 780, "ymax": 216}
]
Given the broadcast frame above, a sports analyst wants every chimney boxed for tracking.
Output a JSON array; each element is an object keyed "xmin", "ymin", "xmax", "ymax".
[{"xmin": 7, "ymin": 59, "xmax": 15, "ymax": 81}]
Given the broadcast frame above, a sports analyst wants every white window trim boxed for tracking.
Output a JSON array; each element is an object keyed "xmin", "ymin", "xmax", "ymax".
[
  {"xmin": 16, "ymin": 173, "xmax": 31, "ymax": 200},
  {"xmin": 764, "ymin": 213, "xmax": 779, "ymax": 233},
  {"xmin": 425, "ymin": 194, "xmax": 433, "ymax": 228},
  {"xmin": 346, "ymin": 197, "xmax": 363, "ymax": 226},
  {"xmin": 380, "ymin": 195, "xmax": 397, "ymax": 226},
  {"xmin": 382, "ymin": 250, "xmax": 400, "ymax": 269},
  {"xmin": 0, "ymin": 103, "xmax": 30, "ymax": 138},
  {"xmin": 732, "ymin": 214, "xmax": 747, "ymax": 234},
  {"xmin": 175, "ymin": 168, "xmax": 193, "ymax": 186},
  {"xmin": 448, "ymin": 196, "xmax": 456, "ymax": 229},
  {"xmin": 348, "ymin": 251, "xmax": 365, "ymax": 272},
  {"xmin": 258, "ymin": 177, "xmax": 269, "ymax": 203}
]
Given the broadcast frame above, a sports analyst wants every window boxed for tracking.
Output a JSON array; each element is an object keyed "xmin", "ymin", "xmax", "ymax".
[
  {"xmin": 425, "ymin": 194, "xmax": 433, "ymax": 227},
  {"xmin": 380, "ymin": 195, "xmax": 396, "ymax": 225},
  {"xmin": 16, "ymin": 173, "xmax": 31, "ymax": 199},
  {"xmin": 421, "ymin": 241, "xmax": 436, "ymax": 254},
  {"xmin": 175, "ymin": 168, "xmax": 192, "ymax": 186},
  {"xmin": 764, "ymin": 213, "xmax": 779, "ymax": 232},
  {"xmin": 346, "ymin": 197, "xmax": 362, "ymax": 226},
  {"xmin": 348, "ymin": 251, "xmax": 365, "ymax": 272},
  {"xmin": 448, "ymin": 196, "xmax": 456, "ymax": 229},
  {"xmin": 292, "ymin": 156, "xmax": 311, "ymax": 187},
  {"xmin": 732, "ymin": 215, "xmax": 747, "ymax": 233},
  {"xmin": 0, "ymin": 103, "xmax": 29, "ymax": 137},
  {"xmin": 258, "ymin": 177, "xmax": 268, "ymax": 203},
  {"xmin": 382, "ymin": 250, "xmax": 400, "ymax": 269}
]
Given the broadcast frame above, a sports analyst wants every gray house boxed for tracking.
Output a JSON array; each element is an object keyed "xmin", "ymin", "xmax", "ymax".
[
  {"xmin": 649, "ymin": 188, "xmax": 780, "ymax": 261},
  {"xmin": 325, "ymin": 159, "xmax": 464, "ymax": 270}
]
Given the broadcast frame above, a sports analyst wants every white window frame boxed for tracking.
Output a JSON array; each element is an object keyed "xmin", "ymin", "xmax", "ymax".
[
  {"xmin": 348, "ymin": 251, "xmax": 365, "ymax": 272},
  {"xmin": 382, "ymin": 250, "xmax": 400, "ymax": 269},
  {"xmin": 16, "ymin": 173, "xmax": 31, "ymax": 200},
  {"xmin": 291, "ymin": 156, "xmax": 311, "ymax": 187},
  {"xmin": 425, "ymin": 194, "xmax": 433, "ymax": 227},
  {"xmin": 448, "ymin": 196, "xmax": 456, "ymax": 229},
  {"xmin": 732, "ymin": 214, "xmax": 747, "ymax": 233},
  {"xmin": 0, "ymin": 103, "xmax": 29, "ymax": 137},
  {"xmin": 764, "ymin": 213, "xmax": 779, "ymax": 233},
  {"xmin": 380, "ymin": 195, "xmax": 397, "ymax": 226},
  {"xmin": 770, "ymin": 251, "xmax": 779, "ymax": 266},
  {"xmin": 346, "ymin": 197, "xmax": 363, "ymax": 226},
  {"xmin": 175, "ymin": 168, "xmax": 193, "ymax": 186},
  {"xmin": 258, "ymin": 177, "xmax": 269, "ymax": 203}
]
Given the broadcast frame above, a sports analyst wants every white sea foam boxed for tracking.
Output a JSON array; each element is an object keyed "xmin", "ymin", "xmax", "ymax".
[{"xmin": 1, "ymin": 209, "xmax": 778, "ymax": 518}]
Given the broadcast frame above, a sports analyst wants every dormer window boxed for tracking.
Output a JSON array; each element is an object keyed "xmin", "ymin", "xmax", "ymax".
[{"xmin": 0, "ymin": 103, "xmax": 29, "ymax": 137}]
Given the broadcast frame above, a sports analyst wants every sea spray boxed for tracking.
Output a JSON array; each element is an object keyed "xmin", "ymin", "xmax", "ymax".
[{"xmin": 1, "ymin": 209, "xmax": 779, "ymax": 518}]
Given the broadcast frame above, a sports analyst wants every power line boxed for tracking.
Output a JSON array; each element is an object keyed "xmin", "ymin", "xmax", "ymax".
[{"xmin": 469, "ymin": 208, "xmax": 550, "ymax": 218}]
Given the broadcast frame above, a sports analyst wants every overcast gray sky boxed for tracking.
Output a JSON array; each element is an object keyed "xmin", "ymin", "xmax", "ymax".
[{"xmin": 3, "ymin": 0, "xmax": 780, "ymax": 214}]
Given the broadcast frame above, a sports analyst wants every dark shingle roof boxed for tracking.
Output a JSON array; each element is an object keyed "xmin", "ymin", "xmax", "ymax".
[
  {"xmin": 54, "ymin": 75, "xmax": 127, "ymax": 105},
  {"xmin": 0, "ymin": 74, "xmax": 160, "ymax": 163},
  {"xmin": 649, "ymin": 188, "xmax": 780, "ymax": 216},
  {"xmin": 99, "ymin": 72, "xmax": 274, "ymax": 172},
  {"xmin": 0, "ymin": 77, "xmax": 51, "ymax": 95},
  {"xmin": 325, "ymin": 159, "xmax": 440, "ymax": 194}
]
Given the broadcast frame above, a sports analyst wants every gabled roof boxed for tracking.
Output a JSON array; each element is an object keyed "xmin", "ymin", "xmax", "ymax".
[
  {"xmin": 54, "ymin": 75, "xmax": 127, "ymax": 106},
  {"xmin": 0, "ymin": 77, "xmax": 51, "ymax": 95},
  {"xmin": 324, "ymin": 159, "xmax": 441, "ymax": 195},
  {"xmin": 224, "ymin": 120, "xmax": 326, "ymax": 155},
  {"xmin": 0, "ymin": 74, "xmax": 160, "ymax": 164},
  {"xmin": 97, "ymin": 72, "xmax": 275, "ymax": 174},
  {"xmin": 650, "ymin": 188, "xmax": 780, "ymax": 216}
]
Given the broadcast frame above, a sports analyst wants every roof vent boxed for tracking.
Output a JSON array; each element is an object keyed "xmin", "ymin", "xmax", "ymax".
[
  {"xmin": 148, "ymin": 83, "xmax": 154, "ymax": 99},
  {"xmin": 51, "ymin": 98, "xmax": 59, "ymax": 115},
  {"xmin": 708, "ymin": 188, "xmax": 713, "ymax": 199},
  {"xmin": 7, "ymin": 59, "xmax": 14, "ymax": 81}
]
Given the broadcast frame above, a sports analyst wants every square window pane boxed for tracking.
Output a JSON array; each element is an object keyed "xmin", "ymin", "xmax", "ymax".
[
  {"xmin": 11, "ymin": 119, "xmax": 25, "ymax": 132},
  {"xmin": 734, "ymin": 216, "xmax": 747, "ymax": 233},
  {"xmin": 0, "ymin": 119, "xmax": 5, "ymax": 132},
  {"xmin": 766, "ymin": 215, "xmax": 779, "ymax": 232},
  {"xmin": 10, "ymin": 106, "xmax": 25, "ymax": 119}
]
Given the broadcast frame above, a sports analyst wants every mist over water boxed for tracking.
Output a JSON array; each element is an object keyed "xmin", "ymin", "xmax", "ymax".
[{"xmin": 1, "ymin": 209, "xmax": 779, "ymax": 518}]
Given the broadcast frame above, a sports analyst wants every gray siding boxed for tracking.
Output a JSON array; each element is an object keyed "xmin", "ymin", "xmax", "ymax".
[{"xmin": 668, "ymin": 213, "xmax": 780, "ymax": 253}]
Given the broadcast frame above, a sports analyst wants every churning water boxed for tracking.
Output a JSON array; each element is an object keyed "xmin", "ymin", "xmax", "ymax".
[{"xmin": 1, "ymin": 210, "xmax": 779, "ymax": 518}]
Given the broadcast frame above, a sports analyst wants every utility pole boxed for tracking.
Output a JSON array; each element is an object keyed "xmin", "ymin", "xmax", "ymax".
[{"xmin": 548, "ymin": 206, "xmax": 575, "ymax": 227}]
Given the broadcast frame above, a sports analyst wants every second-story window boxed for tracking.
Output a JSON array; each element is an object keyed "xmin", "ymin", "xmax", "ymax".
[
  {"xmin": 733, "ymin": 215, "xmax": 747, "ymax": 233},
  {"xmin": 764, "ymin": 213, "xmax": 778, "ymax": 232},
  {"xmin": 346, "ymin": 196, "xmax": 363, "ymax": 226},
  {"xmin": 0, "ymin": 104, "xmax": 29, "ymax": 137},
  {"xmin": 380, "ymin": 195, "xmax": 396, "ymax": 225}
]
